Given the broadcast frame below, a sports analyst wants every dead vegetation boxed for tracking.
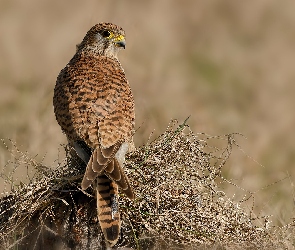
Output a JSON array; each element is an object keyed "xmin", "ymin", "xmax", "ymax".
[{"xmin": 0, "ymin": 120, "xmax": 294, "ymax": 249}]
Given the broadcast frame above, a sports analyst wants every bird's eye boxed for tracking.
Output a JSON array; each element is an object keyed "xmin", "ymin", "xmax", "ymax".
[{"xmin": 101, "ymin": 30, "xmax": 112, "ymax": 38}]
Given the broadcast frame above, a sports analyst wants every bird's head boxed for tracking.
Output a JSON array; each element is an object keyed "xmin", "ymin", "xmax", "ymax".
[{"xmin": 77, "ymin": 23, "xmax": 126, "ymax": 58}]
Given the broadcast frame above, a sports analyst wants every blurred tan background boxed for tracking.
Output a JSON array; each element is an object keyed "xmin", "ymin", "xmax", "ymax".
[{"xmin": 0, "ymin": 0, "xmax": 294, "ymax": 224}]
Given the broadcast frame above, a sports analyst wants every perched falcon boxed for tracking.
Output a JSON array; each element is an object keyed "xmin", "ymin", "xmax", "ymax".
[{"xmin": 53, "ymin": 23, "xmax": 135, "ymax": 247}]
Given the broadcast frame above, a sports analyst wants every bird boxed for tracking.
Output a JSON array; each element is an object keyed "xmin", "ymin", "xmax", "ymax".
[{"xmin": 53, "ymin": 22, "xmax": 135, "ymax": 247}]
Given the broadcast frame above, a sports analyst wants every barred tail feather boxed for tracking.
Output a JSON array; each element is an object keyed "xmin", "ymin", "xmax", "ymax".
[
  {"xmin": 113, "ymin": 158, "xmax": 135, "ymax": 199},
  {"xmin": 96, "ymin": 175, "xmax": 120, "ymax": 247},
  {"xmin": 82, "ymin": 148, "xmax": 135, "ymax": 200}
]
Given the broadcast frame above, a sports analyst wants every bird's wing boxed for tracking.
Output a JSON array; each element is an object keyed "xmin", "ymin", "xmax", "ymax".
[
  {"xmin": 59, "ymin": 54, "xmax": 134, "ymax": 195},
  {"xmin": 62, "ymin": 55, "xmax": 135, "ymax": 149}
]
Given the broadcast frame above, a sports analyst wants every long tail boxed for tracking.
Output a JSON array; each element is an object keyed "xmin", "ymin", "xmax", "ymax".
[
  {"xmin": 78, "ymin": 145, "xmax": 135, "ymax": 246},
  {"xmin": 96, "ymin": 175, "xmax": 120, "ymax": 247},
  {"xmin": 81, "ymin": 148, "xmax": 135, "ymax": 200}
]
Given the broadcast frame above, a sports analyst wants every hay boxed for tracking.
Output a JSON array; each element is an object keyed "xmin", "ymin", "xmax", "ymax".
[{"xmin": 0, "ymin": 120, "xmax": 294, "ymax": 249}]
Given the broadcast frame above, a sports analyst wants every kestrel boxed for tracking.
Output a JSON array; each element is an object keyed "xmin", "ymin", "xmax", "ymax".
[{"xmin": 53, "ymin": 23, "xmax": 135, "ymax": 246}]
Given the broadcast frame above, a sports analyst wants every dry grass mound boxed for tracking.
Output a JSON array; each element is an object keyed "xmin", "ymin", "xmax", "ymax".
[{"xmin": 0, "ymin": 120, "xmax": 294, "ymax": 249}]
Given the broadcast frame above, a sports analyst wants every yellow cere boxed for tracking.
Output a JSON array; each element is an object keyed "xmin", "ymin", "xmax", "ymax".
[{"xmin": 114, "ymin": 35, "xmax": 125, "ymax": 42}]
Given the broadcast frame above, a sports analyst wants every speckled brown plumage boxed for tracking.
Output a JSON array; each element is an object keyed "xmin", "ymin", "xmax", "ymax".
[{"xmin": 53, "ymin": 23, "xmax": 135, "ymax": 247}]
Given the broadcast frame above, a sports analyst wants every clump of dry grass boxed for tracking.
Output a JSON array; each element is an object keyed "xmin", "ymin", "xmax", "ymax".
[{"xmin": 0, "ymin": 120, "xmax": 294, "ymax": 249}]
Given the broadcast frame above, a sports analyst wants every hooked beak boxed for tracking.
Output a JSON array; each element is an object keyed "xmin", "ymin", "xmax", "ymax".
[
  {"xmin": 114, "ymin": 35, "xmax": 126, "ymax": 49},
  {"xmin": 115, "ymin": 39, "xmax": 126, "ymax": 49}
]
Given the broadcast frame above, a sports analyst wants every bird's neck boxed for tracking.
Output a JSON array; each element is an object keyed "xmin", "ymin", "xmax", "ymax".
[{"xmin": 78, "ymin": 44, "xmax": 119, "ymax": 60}]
